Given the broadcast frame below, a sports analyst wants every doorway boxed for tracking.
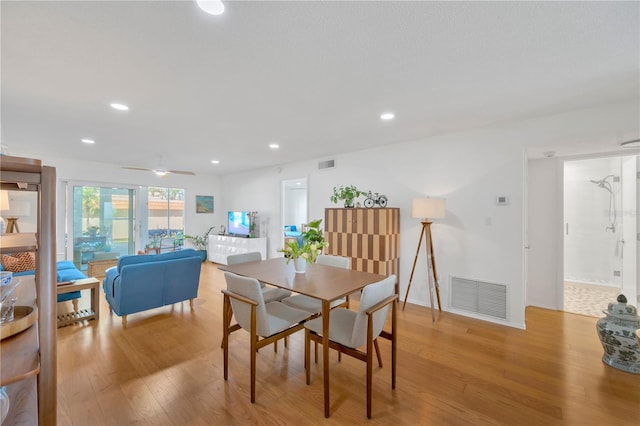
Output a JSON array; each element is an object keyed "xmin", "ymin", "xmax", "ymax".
[
  {"xmin": 281, "ymin": 178, "xmax": 308, "ymax": 247},
  {"xmin": 68, "ymin": 184, "xmax": 135, "ymax": 271},
  {"xmin": 563, "ymin": 154, "xmax": 638, "ymax": 316}
]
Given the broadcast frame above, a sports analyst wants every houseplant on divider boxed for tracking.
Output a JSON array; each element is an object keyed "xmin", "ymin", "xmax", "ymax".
[
  {"xmin": 278, "ymin": 219, "xmax": 327, "ymax": 273},
  {"xmin": 330, "ymin": 185, "xmax": 365, "ymax": 208},
  {"xmin": 185, "ymin": 226, "xmax": 215, "ymax": 262}
]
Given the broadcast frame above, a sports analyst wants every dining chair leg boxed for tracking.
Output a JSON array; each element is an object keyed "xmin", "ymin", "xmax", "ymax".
[
  {"xmin": 220, "ymin": 304, "xmax": 233, "ymax": 349},
  {"xmin": 314, "ymin": 341, "xmax": 318, "ymax": 364},
  {"xmin": 305, "ymin": 329, "xmax": 311, "ymax": 385},
  {"xmin": 250, "ymin": 306, "xmax": 257, "ymax": 403},
  {"xmin": 392, "ymin": 297, "xmax": 397, "ymax": 390},
  {"xmin": 274, "ymin": 340, "xmax": 278, "ymax": 353},
  {"xmin": 374, "ymin": 339, "xmax": 383, "ymax": 367},
  {"xmin": 223, "ymin": 295, "xmax": 229, "ymax": 381},
  {"xmin": 366, "ymin": 332, "xmax": 373, "ymax": 418}
]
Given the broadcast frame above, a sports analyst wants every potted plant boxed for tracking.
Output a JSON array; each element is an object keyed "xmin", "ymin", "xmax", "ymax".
[
  {"xmin": 330, "ymin": 185, "xmax": 365, "ymax": 208},
  {"xmin": 278, "ymin": 219, "xmax": 327, "ymax": 273},
  {"xmin": 185, "ymin": 226, "xmax": 215, "ymax": 262},
  {"xmin": 145, "ymin": 234, "xmax": 161, "ymax": 254}
]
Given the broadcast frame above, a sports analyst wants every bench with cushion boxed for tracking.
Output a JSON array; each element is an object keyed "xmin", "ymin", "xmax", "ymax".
[{"xmin": 1, "ymin": 254, "xmax": 86, "ymax": 306}]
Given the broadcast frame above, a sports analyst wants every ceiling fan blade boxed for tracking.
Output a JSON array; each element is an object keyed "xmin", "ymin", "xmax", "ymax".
[
  {"xmin": 168, "ymin": 170, "xmax": 196, "ymax": 176},
  {"xmin": 122, "ymin": 166, "xmax": 153, "ymax": 172},
  {"xmin": 121, "ymin": 166, "xmax": 195, "ymax": 176}
]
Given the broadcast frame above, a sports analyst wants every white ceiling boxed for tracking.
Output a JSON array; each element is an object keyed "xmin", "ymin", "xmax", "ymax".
[{"xmin": 2, "ymin": 1, "xmax": 638, "ymax": 176}]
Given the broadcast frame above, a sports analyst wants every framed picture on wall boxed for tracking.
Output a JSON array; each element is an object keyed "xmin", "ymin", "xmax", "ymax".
[{"xmin": 196, "ymin": 195, "xmax": 214, "ymax": 213}]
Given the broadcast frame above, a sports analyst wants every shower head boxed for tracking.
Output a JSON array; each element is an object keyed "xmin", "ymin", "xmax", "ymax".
[{"xmin": 589, "ymin": 177, "xmax": 613, "ymax": 193}]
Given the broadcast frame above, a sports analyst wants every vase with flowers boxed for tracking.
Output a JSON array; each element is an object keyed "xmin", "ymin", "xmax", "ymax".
[{"xmin": 279, "ymin": 219, "xmax": 327, "ymax": 273}]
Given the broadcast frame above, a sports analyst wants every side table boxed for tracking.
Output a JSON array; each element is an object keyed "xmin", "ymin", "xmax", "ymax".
[{"xmin": 56, "ymin": 277, "xmax": 100, "ymax": 327}]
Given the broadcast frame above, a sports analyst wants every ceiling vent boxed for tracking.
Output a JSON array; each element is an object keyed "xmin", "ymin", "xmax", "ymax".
[{"xmin": 318, "ymin": 159, "xmax": 336, "ymax": 170}]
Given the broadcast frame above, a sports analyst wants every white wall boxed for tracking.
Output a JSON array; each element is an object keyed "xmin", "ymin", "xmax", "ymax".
[{"xmin": 222, "ymin": 128, "xmax": 527, "ymax": 327}]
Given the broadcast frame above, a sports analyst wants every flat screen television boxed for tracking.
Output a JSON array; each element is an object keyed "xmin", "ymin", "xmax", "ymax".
[{"xmin": 228, "ymin": 211, "xmax": 251, "ymax": 237}]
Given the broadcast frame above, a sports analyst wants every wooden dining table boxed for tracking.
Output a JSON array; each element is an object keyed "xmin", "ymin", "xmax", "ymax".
[{"xmin": 219, "ymin": 257, "xmax": 394, "ymax": 418}]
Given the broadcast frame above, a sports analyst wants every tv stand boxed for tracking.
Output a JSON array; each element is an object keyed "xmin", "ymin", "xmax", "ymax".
[{"xmin": 208, "ymin": 235, "xmax": 267, "ymax": 265}]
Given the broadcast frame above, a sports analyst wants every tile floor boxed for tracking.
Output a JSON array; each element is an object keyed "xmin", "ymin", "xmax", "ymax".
[{"xmin": 563, "ymin": 281, "xmax": 620, "ymax": 317}]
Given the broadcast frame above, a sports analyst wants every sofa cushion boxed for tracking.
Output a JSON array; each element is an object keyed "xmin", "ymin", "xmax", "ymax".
[
  {"xmin": 1, "ymin": 252, "xmax": 36, "ymax": 272},
  {"xmin": 56, "ymin": 260, "xmax": 77, "ymax": 271},
  {"xmin": 57, "ymin": 267, "xmax": 87, "ymax": 283}
]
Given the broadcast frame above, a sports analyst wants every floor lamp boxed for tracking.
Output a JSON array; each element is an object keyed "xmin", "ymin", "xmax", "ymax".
[{"xmin": 403, "ymin": 197, "xmax": 446, "ymax": 321}]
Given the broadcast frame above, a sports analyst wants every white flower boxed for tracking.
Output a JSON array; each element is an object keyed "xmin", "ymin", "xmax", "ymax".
[{"xmin": 301, "ymin": 252, "xmax": 309, "ymax": 259}]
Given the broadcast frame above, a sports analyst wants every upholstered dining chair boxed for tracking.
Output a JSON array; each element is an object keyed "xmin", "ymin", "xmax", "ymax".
[
  {"xmin": 227, "ymin": 252, "xmax": 292, "ymax": 303},
  {"xmin": 222, "ymin": 252, "xmax": 293, "ymax": 351},
  {"xmin": 304, "ymin": 274, "xmax": 397, "ymax": 419},
  {"xmin": 222, "ymin": 272, "xmax": 311, "ymax": 403}
]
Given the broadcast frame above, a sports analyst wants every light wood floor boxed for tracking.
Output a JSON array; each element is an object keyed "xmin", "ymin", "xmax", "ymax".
[{"xmin": 57, "ymin": 262, "xmax": 639, "ymax": 425}]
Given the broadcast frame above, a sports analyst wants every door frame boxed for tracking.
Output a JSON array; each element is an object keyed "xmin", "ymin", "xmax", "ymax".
[
  {"xmin": 60, "ymin": 179, "xmax": 140, "ymax": 262},
  {"xmin": 558, "ymin": 151, "xmax": 638, "ymax": 309}
]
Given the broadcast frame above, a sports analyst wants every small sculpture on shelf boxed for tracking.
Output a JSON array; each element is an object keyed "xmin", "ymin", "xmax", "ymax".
[{"xmin": 363, "ymin": 191, "xmax": 388, "ymax": 208}]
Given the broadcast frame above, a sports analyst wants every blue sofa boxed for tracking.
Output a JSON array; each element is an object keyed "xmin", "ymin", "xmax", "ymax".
[{"xmin": 103, "ymin": 249, "xmax": 202, "ymax": 325}]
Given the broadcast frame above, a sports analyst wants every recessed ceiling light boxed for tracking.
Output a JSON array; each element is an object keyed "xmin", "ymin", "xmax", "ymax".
[
  {"xmin": 196, "ymin": 0, "xmax": 225, "ymax": 15},
  {"xmin": 81, "ymin": 139, "xmax": 95, "ymax": 144},
  {"xmin": 620, "ymin": 139, "xmax": 640, "ymax": 148},
  {"xmin": 380, "ymin": 112, "xmax": 395, "ymax": 120},
  {"xmin": 269, "ymin": 143, "xmax": 280, "ymax": 149},
  {"xmin": 296, "ymin": 182, "xmax": 301, "ymax": 185},
  {"xmin": 110, "ymin": 103, "xmax": 129, "ymax": 111},
  {"xmin": 211, "ymin": 160, "xmax": 220, "ymax": 164}
]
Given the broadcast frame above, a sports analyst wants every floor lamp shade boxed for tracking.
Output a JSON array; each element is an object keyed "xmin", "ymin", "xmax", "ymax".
[{"xmin": 411, "ymin": 198, "xmax": 446, "ymax": 220}]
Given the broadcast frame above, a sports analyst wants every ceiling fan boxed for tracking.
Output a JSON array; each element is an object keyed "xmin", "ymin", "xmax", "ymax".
[{"xmin": 121, "ymin": 166, "xmax": 195, "ymax": 176}]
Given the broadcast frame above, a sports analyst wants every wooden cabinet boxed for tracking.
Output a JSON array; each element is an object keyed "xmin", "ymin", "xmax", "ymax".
[
  {"xmin": 324, "ymin": 208, "xmax": 400, "ymax": 280},
  {"xmin": 0, "ymin": 155, "xmax": 56, "ymax": 425},
  {"xmin": 208, "ymin": 235, "xmax": 267, "ymax": 265}
]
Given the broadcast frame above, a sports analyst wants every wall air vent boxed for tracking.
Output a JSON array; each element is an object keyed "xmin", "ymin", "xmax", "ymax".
[
  {"xmin": 451, "ymin": 277, "xmax": 507, "ymax": 320},
  {"xmin": 318, "ymin": 159, "xmax": 336, "ymax": 170}
]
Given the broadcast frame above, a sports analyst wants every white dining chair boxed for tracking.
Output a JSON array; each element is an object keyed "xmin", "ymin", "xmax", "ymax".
[
  {"xmin": 222, "ymin": 272, "xmax": 311, "ymax": 403},
  {"xmin": 227, "ymin": 252, "xmax": 292, "ymax": 303},
  {"xmin": 222, "ymin": 252, "xmax": 292, "ymax": 351},
  {"xmin": 304, "ymin": 274, "xmax": 397, "ymax": 419}
]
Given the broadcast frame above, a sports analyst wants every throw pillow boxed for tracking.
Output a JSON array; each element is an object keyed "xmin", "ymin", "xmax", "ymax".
[{"xmin": 1, "ymin": 252, "xmax": 36, "ymax": 272}]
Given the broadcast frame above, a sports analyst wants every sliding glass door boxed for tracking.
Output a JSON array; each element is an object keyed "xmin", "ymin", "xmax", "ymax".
[{"xmin": 72, "ymin": 185, "xmax": 135, "ymax": 271}]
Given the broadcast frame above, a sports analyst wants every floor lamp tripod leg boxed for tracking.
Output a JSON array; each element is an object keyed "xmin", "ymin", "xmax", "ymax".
[
  {"xmin": 424, "ymin": 228, "xmax": 436, "ymax": 322},
  {"xmin": 402, "ymin": 223, "xmax": 426, "ymax": 311},
  {"xmin": 425, "ymin": 223, "xmax": 442, "ymax": 311}
]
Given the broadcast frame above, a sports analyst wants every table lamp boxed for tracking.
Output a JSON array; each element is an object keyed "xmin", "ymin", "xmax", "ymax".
[{"xmin": 403, "ymin": 197, "xmax": 446, "ymax": 321}]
